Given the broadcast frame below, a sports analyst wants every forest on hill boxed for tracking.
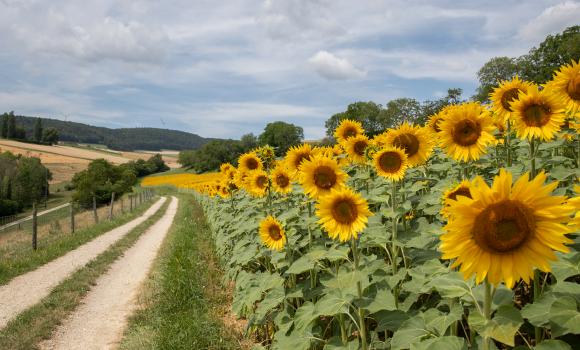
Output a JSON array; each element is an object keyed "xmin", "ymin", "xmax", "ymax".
[{"xmin": 6, "ymin": 114, "xmax": 213, "ymax": 151}]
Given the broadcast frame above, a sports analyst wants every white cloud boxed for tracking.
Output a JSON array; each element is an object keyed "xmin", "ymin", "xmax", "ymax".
[
  {"xmin": 518, "ymin": 2, "xmax": 580, "ymax": 43},
  {"xmin": 308, "ymin": 51, "xmax": 366, "ymax": 80}
]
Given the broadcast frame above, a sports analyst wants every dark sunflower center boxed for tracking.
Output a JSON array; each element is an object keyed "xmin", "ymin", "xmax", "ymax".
[
  {"xmin": 229, "ymin": 183, "xmax": 238, "ymax": 191},
  {"xmin": 276, "ymin": 174, "xmax": 289, "ymax": 188},
  {"xmin": 523, "ymin": 103, "xmax": 551, "ymax": 127},
  {"xmin": 472, "ymin": 200, "xmax": 535, "ymax": 253},
  {"xmin": 269, "ymin": 225, "xmax": 282, "ymax": 240},
  {"xmin": 567, "ymin": 74, "xmax": 580, "ymax": 100},
  {"xmin": 452, "ymin": 119, "xmax": 482, "ymax": 146},
  {"xmin": 256, "ymin": 175, "xmax": 268, "ymax": 188},
  {"xmin": 378, "ymin": 151, "xmax": 402, "ymax": 173},
  {"xmin": 314, "ymin": 166, "xmax": 337, "ymax": 189},
  {"xmin": 331, "ymin": 199, "xmax": 358, "ymax": 224},
  {"xmin": 354, "ymin": 141, "xmax": 367, "ymax": 155},
  {"xmin": 501, "ymin": 88, "xmax": 521, "ymax": 111},
  {"xmin": 448, "ymin": 187, "xmax": 471, "ymax": 201},
  {"xmin": 393, "ymin": 133, "xmax": 419, "ymax": 157},
  {"xmin": 246, "ymin": 158, "xmax": 259, "ymax": 170},
  {"xmin": 343, "ymin": 127, "xmax": 358, "ymax": 138},
  {"xmin": 294, "ymin": 153, "xmax": 310, "ymax": 169}
]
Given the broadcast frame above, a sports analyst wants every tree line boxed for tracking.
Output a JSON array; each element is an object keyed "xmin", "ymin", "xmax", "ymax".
[
  {"xmin": 1, "ymin": 112, "xmax": 59, "ymax": 145},
  {"xmin": 71, "ymin": 154, "xmax": 169, "ymax": 208},
  {"xmin": 0, "ymin": 151, "xmax": 51, "ymax": 216}
]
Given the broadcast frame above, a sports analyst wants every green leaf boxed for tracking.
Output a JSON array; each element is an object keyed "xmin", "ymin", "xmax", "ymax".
[
  {"xmin": 315, "ymin": 292, "xmax": 352, "ymax": 317},
  {"xmin": 320, "ymin": 269, "xmax": 369, "ymax": 297},
  {"xmin": 534, "ymin": 340, "xmax": 572, "ymax": 350},
  {"xmin": 360, "ymin": 288, "xmax": 397, "ymax": 314},
  {"xmin": 293, "ymin": 301, "xmax": 317, "ymax": 332},
  {"xmin": 285, "ymin": 255, "xmax": 315, "ymax": 275},
  {"xmin": 430, "ymin": 272, "xmax": 473, "ymax": 299},
  {"xmin": 323, "ymin": 337, "xmax": 360, "ymax": 350},
  {"xmin": 373, "ymin": 310, "xmax": 410, "ymax": 332},
  {"xmin": 521, "ymin": 293, "xmax": 557, "ymax": 327},
  {"xmin": 549, "ymin": 296, "xmax": 580, "ymax": 337},
  {"xmin": 410, "ymin": 336, "xmax": 467, "ymax": 350},
  {"xmin": 551, "ymin": 252, "xmax": 580, "ymax": 281},
  {"xmin": 427, "ymin": 303, "xmax": 463, "ymax": 336},
  {"xmin": 391, "ymin": 313, "xmax": 432, "ymax": 350},
  {"xmin": 273, "ymin": 331, "xmax": 312, "ymax": 350},
  {"xmin": 479, "ymin": 305, "xmax": 524, "ymax": 346}
]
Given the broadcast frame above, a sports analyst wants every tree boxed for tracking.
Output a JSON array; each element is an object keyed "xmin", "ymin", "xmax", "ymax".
[
  {"xmin": 178, "ymin": 140, "xmax": 244, "ymax": 172},
  {"xmin": 11, "ymin": 157, "xmax": 51, "ymax": 207},
  {"xmin": 420, "ymin": 88, "xmax": 465, "ymax": 123},
  {"xmin": 6, "ymin": 112, "xmax": 15, "ymax": 139},
  {"xmin": 0, "ymin": 114, "xmax": 7, "ymax": 138},
  {"xmin": 42, "ymin": 127, "xmax": 59, "ymax": 145},
  {"xmin": 518, "ymin": 25, "xmax": 580, "ymax": 84},
  {"xmin": 240, "ymin": 133, "xmax": 258, "ymax": 151},
  {"xmin": 34, "ymin": 118, "xmax": 43, "ymax": 142},
  {"xmin": 381, "ymin": 98, "xmax": 422, "ymax": 128},
  {"xmin": 258, "ymin": 121, "xmax": 304, "ymax": 156},
  {"xmin": 325, "ymin": 101, "xmax": 385, "ymax": 138},
  {"xmin": 147, "ymin": 154, "xmax": 170, "ymax": 173},
  {"xmin": 72, "ymin": 159, "xmax": 137, "ymax": 208},
  {"xmin": 473, "ymin": 57, "xmax": 519, "ymax": 102}
]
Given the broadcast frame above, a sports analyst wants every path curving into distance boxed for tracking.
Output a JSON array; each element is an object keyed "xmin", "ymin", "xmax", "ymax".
[
  {"xmin": 0, "ymin": 196, "xmax": 167, "ymax": 329},
  {"xmin": 40, "ymin": 196, "xmax": 179, "ymax": 350}
]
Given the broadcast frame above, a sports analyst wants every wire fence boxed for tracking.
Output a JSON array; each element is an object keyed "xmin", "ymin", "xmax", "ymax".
[{"xmin": 0, "ymin": 189, "xmax": 155, "ymax": 249}]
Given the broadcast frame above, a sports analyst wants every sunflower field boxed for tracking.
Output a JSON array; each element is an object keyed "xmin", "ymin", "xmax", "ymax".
[{"xmin": 144, "ymin": 61, "xmax": 580, "ymax": 350}]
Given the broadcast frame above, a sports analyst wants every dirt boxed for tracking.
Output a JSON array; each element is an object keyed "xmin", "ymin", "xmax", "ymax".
[
  {"xmin": 0, "ymin": 197, "xmax": 166, "ymax": 329},
  {"xmin": 39, "ymin": 196, "xmax": 178, "ymax": 350}
]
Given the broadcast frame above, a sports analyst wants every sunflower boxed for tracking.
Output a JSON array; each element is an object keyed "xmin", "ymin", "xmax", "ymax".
[
  {"xmin": 285, "ymin": 143, "xmax": 314, "ymax": 175},
  {"xmin": 299, "ymin": 155, "xmax": 347, "ymax": 198},
  {"xmin": 334, "ymin": 119, "xmax": 365, "ymax": 144},
  {"xmin": 438, "ymin": 103, "xmax": 496, "ymax": 162},
  {"xmin": 510, "ymin": 86, "xmax": 566, "ymax": 141},
  {"xmin": 545, "ymin": 60, "xmax": 580, "ymax": 116},
  {"xmin": 344, "ymin": 134, "xmax": 370, "ymax": 164},
  {"xmin": 217, "ymin": 183, "xmax": 230, "ymax": 198},
  {"xmin": 569, "ymin": 185, "xmax": 580, "ymax": 229},
  {"xmin": 441, "ymin": 180, "xmax": 472, "ymax": 218},
  {"xmin": 238, "ymin": 152, "xmax": 263, "ymax": 172},
  {"xmin": 247, "ymin": 170, "xmax": 269, "ymax": 197},
  {"xmin": 271, "ymin": 165, "xmax": 292, "ymax": 194},
  {"xmin": 440, "ymin": 169, "xmax": 573, "ymax": 288},
  {"xmin": 490, "ymin": 76, "xmax": 534, "ymax": 123},
  {"xmin": 373, "ymin": 146, "xmax": 408, "ymax": 181},
  {"xmin": 220, "ymin": 162, "xmax": 234, "ymax": 175},
  {"xmin": 428, "ymin": 105, "xmax": 454, "ymax": 133},
  {"xmin": 316, "ymin": 187, "xmax": 372, "ymax": 242},
  {"xmin": 259, "ymin": 216, "xmax": 286, "ymax": 251},
  {"xmin": 381, "ymin": 122, "xmax": 433, "ymax": 167}
]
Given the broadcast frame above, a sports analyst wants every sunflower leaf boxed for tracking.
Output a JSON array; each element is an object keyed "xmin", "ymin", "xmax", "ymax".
[
  {"xmin": 410, "ymin": 336, "xmax": 467, "ymax": 350},
  {"xmin": 548, "ymin": 296, "xmax": 580, "ymax": 337}
]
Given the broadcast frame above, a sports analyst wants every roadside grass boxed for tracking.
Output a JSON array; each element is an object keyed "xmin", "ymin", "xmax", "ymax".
[
  {"xmin": 0, "ymin": 196, "xmax": 158, "ymax": 285},
  {"xmin": 120, "ymin": 195, "xmax": 248, "ymax": 350},
  {"xmin": 0, "ymin": 198, "xmax": 171, "ymax": 350}
]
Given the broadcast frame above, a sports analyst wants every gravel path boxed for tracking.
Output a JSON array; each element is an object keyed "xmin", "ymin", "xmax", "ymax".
[
  {"xmin": 40, "ymin": 196, "xmax": 179, "ymax": 350},
  {"xmin": 0, "ymin": 196, "xmax": 166, "ymax": 329}
]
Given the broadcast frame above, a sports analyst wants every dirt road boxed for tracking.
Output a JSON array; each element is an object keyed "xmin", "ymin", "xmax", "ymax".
[
  {"xmin": 0, "ymin": 197, "xmax": 166, "ymax": 329},
  {"xmin": 40, "ymin": 196, "xmax": 179, "ymax": 350}
]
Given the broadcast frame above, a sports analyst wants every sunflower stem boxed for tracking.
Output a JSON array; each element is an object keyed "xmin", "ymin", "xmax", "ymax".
[
  {"xmin": 483, "ymin": 279, "xmax": 492, "ymax": 350},
  {"xmin": 506, "ymin": 121, "xmax": 512, "ymax": 167},
  {"xmin": 339, "ymin": 313, "xmax": 348, "ymax": 344},
  {"xmin": 529, "ymin": 138, "xmax": 537, "ymax": 178},
  {"xmin": 533, "ymin": 270, "xmax": 543, "ymax": 344},
  {"xmin": 351, "ymin": 238, "xmax": 368, "ymax": 350},
  {"xmin": 391, "ymin": 181, "xmax": 400, "ymax": 308}
]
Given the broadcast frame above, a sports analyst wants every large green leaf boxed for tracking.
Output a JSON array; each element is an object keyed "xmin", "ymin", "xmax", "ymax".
[
  {"xmin": 551, "ymin": 252, "xmax": 580, "ymax": 281},
  {"xmin": 360, "ymin": 288, "xmax": 397, "ymax": 314},
  {"xmin": 430, "ymin": 272, "xmax": 473, "ymax": 299},
  {"xmin": 410, "ymin": 336, "xmax": 467, "ymax": 350},
  {"xmin": 470, "ymin": 305, "xmax": 523, "ymax": 347},
  {"xmin": 373, "ymin": 310, "xmax": 410, "ymax": 332},
  {"xmin": 548, "ymin": 296, "xmax": 580, "ymax": 337},
  {"xmin": 521, "ymin": 293, "xmax": 557, "ymax": 327},
  {"xmin": 323, "ymin": 337, "xmax": 360, "ymax": 350},
  {"xmin": 315, "ymin": 292, "xmax": 352, "ymax": 317},
  {"xmin": 535, "ymin": 340, "xmax": 572, "ymax": 350}
]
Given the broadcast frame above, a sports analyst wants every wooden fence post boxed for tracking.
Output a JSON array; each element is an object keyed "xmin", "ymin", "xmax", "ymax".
[
  {"xmin": 130, "ymin": 195, "xmax": 133, "ymax": 212},
  {"xmin": 93, "ymin": 196, "xmax": 98, "ymax": 223},
  {"xmin": 32, "ymin": 203, "xmax": 38, "ymax": 250},
  {"xmin": 121, "ymin": 196, "xmax": 124, "ymax": 213},
  {"xmin": 108, "ymin": 192, "xmax": 115, "ymax": 220},
  {"xmin": 70, "ymin": 203, "xmax": 75, "ymax": 233}
]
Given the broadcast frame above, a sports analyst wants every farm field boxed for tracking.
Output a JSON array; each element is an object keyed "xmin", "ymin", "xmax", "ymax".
[
  {"xmin": 141, "ymin": 62, "xmax": 580, "ymax": 350},
  {"xmin": 0, "ymin": 139, "xmax": 179, "ymax": 183}
]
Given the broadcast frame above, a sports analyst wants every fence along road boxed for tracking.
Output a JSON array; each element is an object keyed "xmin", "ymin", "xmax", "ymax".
[
  {"xmin": 0, "ymin": 203, "xmax": 71, "ymax": 232},
  {"xmin": 0, "ymin": 196, "xmax": 167, "ymax": 330}
]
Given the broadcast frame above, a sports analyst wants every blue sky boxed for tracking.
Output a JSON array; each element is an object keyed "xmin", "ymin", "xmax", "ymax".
[{"xmin": 0, "ymin": 0, "xmax": 578, "ymax": 140}]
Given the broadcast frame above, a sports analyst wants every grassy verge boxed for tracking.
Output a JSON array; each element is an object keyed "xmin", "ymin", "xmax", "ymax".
[
  {"xmin": 0, "ymin": 196, "xmax": 159, "ymax": 285},
  {"xmin": 120, "ymin": 195, "xmax": 247, "ymax": 350},
  {"xmin": 0, "ymin": 198, "xmax": 171, "ymax": 350}
]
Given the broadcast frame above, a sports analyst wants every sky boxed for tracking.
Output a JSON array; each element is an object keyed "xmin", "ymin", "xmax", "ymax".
[{"xmin": 0, "ymin": 0, "xmax": 579, "ymax": 140}]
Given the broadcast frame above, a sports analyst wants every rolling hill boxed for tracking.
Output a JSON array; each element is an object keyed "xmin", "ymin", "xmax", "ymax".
[{"xmin": 12, "ymin": 114, "xmax": 213, "ymax": 151}]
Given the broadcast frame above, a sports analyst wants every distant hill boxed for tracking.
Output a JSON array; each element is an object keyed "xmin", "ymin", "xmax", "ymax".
[{"xmin": 12, "ymin": 115, "xmax": 213, "ymax": 151}]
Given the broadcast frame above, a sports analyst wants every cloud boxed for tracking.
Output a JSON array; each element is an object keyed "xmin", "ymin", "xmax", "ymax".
[
  {"xmin": 308, "ymin": 51, "xmax": 366, "ymax": 80},
  {"xmin": 518, "ymin": 2, "xmax": 580, "ymax": 43}
]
